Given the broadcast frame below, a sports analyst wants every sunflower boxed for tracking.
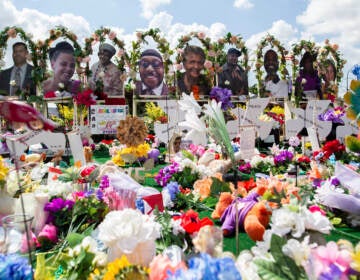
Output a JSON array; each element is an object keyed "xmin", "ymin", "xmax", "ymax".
[{"xmin": 117, "ymin": 116, "xmax": 148, "ymax": 147}]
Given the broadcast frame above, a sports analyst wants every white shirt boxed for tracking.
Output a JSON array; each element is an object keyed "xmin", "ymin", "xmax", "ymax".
[
  {"xmin": 265, "ymin": 79, "xmax": 288, "ymax": 98},
  {"xmin": 142, "ymin": 82, "xmax": 164, "ymax": 96}
]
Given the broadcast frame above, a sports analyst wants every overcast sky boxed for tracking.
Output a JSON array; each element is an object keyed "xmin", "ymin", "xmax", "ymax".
[{"xmin": 1, "ymin": 0, "xmax": 360, "ymax": 93}]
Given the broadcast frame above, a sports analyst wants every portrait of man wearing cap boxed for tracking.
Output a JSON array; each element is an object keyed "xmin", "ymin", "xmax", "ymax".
[
  {"xmin": 136, "ymin": 48, "xmax": 168, "ymax": 96},
  {"xmin": 218, "ymin": 48, "xmax": 248, "ymax": 97},
  {"xmin": 89, "ymin": 43, "xmax": 123, "ymax": 96}
]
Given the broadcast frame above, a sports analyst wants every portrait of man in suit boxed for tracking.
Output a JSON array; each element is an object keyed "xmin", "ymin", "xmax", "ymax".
[
  {"xmin": 135, "ymin": 49, "xmax": 168, "ymax": 96},
  {"xmin": 0, "ymin": 42, "xmax": 36, "ymax": 97}
]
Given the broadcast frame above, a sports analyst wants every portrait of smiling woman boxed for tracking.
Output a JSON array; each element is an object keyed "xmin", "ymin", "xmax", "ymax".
[
  {"xmin": 135, "ymin": 48, "xmax": 168, "ymax": 96},
  {"xmin": 42, "ymin": 41, "xmax": 78, "ymax": 95},
  {"xmin": 177, "ymin": 45, "xmax": 211, "ymax": 97}
]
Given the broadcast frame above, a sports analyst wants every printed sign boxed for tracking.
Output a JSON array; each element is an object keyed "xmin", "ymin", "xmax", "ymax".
[{"xmin": 90, "ymin": 105, "xmax": 127, "ymax": 134}]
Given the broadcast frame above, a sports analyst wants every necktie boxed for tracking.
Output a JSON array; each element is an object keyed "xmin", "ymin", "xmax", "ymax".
[{"xmin": 12, "ymin": 67, "xmax": 21, "ymax": 96}]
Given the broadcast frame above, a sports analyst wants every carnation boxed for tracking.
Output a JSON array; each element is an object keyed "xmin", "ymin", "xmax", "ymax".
[{"xmin": 97, "ymin": 209, "xmax": 161, "ymax": 265}]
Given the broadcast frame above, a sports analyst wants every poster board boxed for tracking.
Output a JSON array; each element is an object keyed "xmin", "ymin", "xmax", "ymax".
[{"xmin": 90, "ymin": 105, "xmax": 127, "ymax": 134}]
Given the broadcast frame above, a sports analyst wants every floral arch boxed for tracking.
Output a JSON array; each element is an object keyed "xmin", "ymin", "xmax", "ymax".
[
  {"xmin": 254, "ymin": 34, "xmax": 288, "ymax": 96},
  {"xmin": 213, "ymin": 32, "xmax": 249, "ymax": 73},
  {"xmin": 0, "ymin": 26, "xmax": 41, "ymax": 86},
  {"xmin": 36, "ymin": 26, "xmax": 87, "ymax": 84},
  {"xmin": 128, "ymin": 28, "xmax": 173, "ymax": 83},
  {"xmin": 316, "ymin": 39, "xmax": 346, "ymax": 97},
  {"xmin": 83, "ymin": 27, "xmax": 128, "ymax": 76},
  {"xmin": 290, "ymin": 40, "xmax": 319, "ymax": 83}
]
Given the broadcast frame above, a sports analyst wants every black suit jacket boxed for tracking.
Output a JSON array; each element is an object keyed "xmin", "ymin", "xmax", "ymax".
[{"xmin": 0, "ymin": 63, "xmax": 36, "ymax": 96}]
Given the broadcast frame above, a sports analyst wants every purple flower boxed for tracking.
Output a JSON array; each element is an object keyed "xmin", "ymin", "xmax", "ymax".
[
  {"xmin": 330, "ymin": 177, "xmax": 340, "ymax": 186},
  {"xmin": 99, "ymin": 175, "xmax": 110, "ymax": 189},
  {"xmin": 318, "ymin": 107, "xmax": 345, "ymax": 124},
  {"xmin": 210, "ymin": 86, "xmax": 234, "ymax": 111},
  {"xmin": 274, "ymin": 150, "xmax": 294, "ymax": 165},
  {"xmin": 238, "ymin": 162, "xmax": 251, "ymax": 173},
  {"xmin": 44, "ymin": 197, "xmax": 74, "ymax": 213},
  {"xmin": 155, "ymin": 162, "xmax": 180, "ymax": 187}
]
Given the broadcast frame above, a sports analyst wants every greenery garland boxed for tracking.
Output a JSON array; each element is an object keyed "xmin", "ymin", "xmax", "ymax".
[
  {"xmin": 317, "ymin": 39, "xmax": 346, "ymax": 86},
  {"xmin": 128, "ymin": 28, "xmax": 173, "ymax": 82},
  {"xmin": 290, "ymin": 40, "xmax": 319, "ymax": 83},
  {"xmin": 0, "ymin": 26, "xmax": 40, "ymax": 86},
  {"xmin": 212, "ymin": 32, "xmax": 249, "ymax": 73},
  {"xmin": 35, "ymin": 26, "xmax": 87, "ymax": 84},
  {"xmin": 83, "ymin": 27, "xmax": 128, "ymax": 76},
  {"xmin": 254, "ymin": 34, "xmax": 288, "ymax": 96}
]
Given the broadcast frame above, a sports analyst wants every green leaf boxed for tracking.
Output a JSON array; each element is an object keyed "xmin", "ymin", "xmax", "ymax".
[
  {"xmin": 254, "ymin": 259, "xmax": 285, "ymax": 280},
  {"xmin": 66, "ymin": 232, "xmax": 84, "ymax": 247},
  {"xmin": 210, "ymin": 177, "xmax": 231, "ymax": 197}
]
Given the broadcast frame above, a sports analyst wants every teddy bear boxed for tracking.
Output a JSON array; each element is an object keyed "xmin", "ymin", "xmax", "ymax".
[
  {"xmin": 211, "ymin": 192, "xmax": 234, "ymax": 219},
  {"xmin": 220, "ymin": 192, "xmax": 272, "ymax": 242}
]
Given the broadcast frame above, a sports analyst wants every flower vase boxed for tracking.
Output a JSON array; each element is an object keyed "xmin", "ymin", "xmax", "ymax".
[
  {"xmin": 326, "ymin": 122, "xmax": 343, "ymax": 142},
  {"xmin": 0, "ymin": 188, "xmax": 15, "ymax": 223},
  {"xmin": 108, "ymin": 240, "xmax": 156, "ymax": 266}
]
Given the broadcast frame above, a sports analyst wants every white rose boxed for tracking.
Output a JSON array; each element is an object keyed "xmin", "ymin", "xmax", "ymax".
[{"xmin": 9, "ymin": 80, "xmax": 16, "ymax": 87}]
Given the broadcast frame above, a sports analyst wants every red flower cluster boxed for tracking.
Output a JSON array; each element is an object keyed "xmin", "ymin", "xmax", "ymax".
[
  {"xmin": 173, "ymin": 209, "xmax": 213, "ymax": 235},
  {"xmin": 266, "ymin": 112, "xmax": 285, "ymax": 125},
  {"xmin": 74, "ymin": 89, "xmax": 97, "ymax": 107},
  {"xmin": 44, "ymin": 91, "xmax": 57, "ymax": 98},
  {"xmin": 313, "ymin": 139, "xmax": 345, "ymax": 161}
]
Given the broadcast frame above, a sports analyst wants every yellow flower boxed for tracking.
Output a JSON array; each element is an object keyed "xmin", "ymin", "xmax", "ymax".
[
  {"xmin": 112, "ymin": 151, "xmax": 125, "ymax": 166},
  {"xmin": 352, "ymin": 243, "xmax": 360, "ymax": 272},
  {"xmin": 145, "ymin": 102, "xmax": 166, "ymax": 122},
  {"xmin": 0, "ymin": 156, "xmax": 9, "ymax": 182},
  {"xmin": 135, "ymin": 143, "xmax": 150, "ymax": 158},
  {"xmin": 270, "ymin": 106, "xmax": 285, "ymax": 115},
  {"xmin": 103, "ymin": 256, "xmax": 131, "ymax": 280}
]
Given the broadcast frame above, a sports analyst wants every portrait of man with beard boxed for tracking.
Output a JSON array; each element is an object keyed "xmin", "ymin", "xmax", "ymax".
[
  {"xmin": 136, "ymin": 49, "xmax": 168, "ymax": 96},
  {"xmin": 263, "ymin": 49, "xmax": 288, "ymax": 98}
]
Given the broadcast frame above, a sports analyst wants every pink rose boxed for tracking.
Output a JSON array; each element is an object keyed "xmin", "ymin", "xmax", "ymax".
[
  {"xmin": 108, "ymin": 31, "xmax": 117, "ymax": 40},
  {"xmin": 149, "ymin": 254, "xmax": 187, "ymax": 280},
  {"xmin": 204, "ymin": 60, "xmax": 213, "ymax": 69},
  {"xmin": 197, "ymin": 32, "xmax": 206, "ymax": 39},
  {"xmin": 38, "ymin": 224, "xmax": 58, "ymax": 244},
  {"xmin": 309, "ymin": 205, "xmax": 326, "ymax": 216}
]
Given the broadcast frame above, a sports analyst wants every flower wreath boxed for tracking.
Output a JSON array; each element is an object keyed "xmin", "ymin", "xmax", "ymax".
[
  {"xmin": 128, "ymin": 28, "xmax": 173, "ymax": 82},
  {"xmin": 0, "ymin": 26, "xmax": 41, "ymax": 86},
  {"xmin": 254, "ymin": 34, "xmax": 288, "ymax": 96},
  {"xmin": 213, "ymin": 32, "xmax": 249, "ymax": 73},
  {"xmin": 317, "ymin": 39, "xmax": 346, "ymax": 87},
  {"xmin": 38, "ymin": 26, "xmax": 86, "ymax": 83},
  {"xmin": 290, "ymin": 40, "xmax": 319, "ymax": 82},
  {"xmin": 174, "ymin": 31, "xmax": 219, "ymax": 93},
  {"xmin": 84, "ymin": 27, "xmax": 128, "ymax": 75}
]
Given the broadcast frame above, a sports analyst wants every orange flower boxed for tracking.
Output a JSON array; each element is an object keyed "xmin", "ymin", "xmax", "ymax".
[
  {"xmin": 192, "ymin": 85, "xmax": 199, "ymax": 100},
  {"xmin": 193, "ymin": 177, "xmax": 212, "ymax": 200}
]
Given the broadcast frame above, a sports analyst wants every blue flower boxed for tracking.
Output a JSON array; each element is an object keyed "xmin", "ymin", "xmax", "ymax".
[
  {"xmin": 168, "ymin": 253, "xmax": 242, "ymax": 280},
  {"xmin": 0, "ymin": 254, "xmax": 33, "ymax": 280},
  {"xmin": 164, "ymin": 181, "xmax": 180, "ymax": 200},
  {"xmin": 352, "ymin": 64, "xmax": 360, "ymax": 80}
]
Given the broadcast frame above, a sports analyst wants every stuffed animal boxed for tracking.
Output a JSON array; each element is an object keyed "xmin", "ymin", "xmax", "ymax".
[
  {"xmin": 220, "ymin": 192, "xmax": 272, "ymax": 241},
  {"xmin": 211, "ymin": 192, "xmax": 234, "ymax": 219},
  {"xmin": 20, "ymin": 152, "xmax": 46, "ymax": 167}
]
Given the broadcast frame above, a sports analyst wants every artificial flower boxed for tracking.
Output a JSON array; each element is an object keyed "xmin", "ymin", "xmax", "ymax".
[
  {"xmin": 97, "ymin": 209, "xmax": 161, "ymax": 265},
  {"xmin": 149, "ymin": 254, "xmax": 187, "ymax": 280},
  {"xmin": 173, "ymin": 209, "xmax": 213, "ymax": 235}
]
